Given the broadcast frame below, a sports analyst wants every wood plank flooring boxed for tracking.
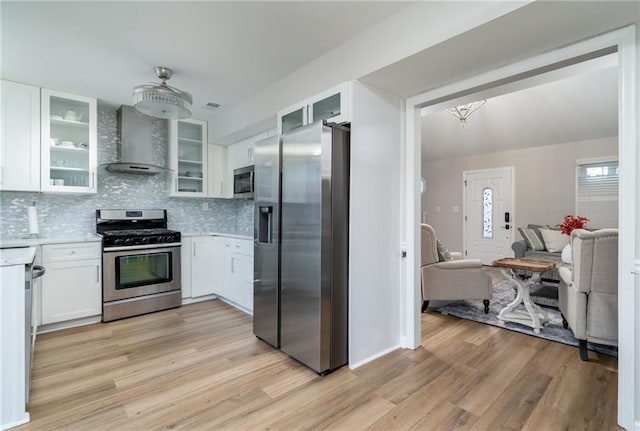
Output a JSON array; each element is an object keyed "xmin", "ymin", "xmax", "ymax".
[{"xmin": 18, "ymin": 299, "xmax": 620, "ymax": 430}]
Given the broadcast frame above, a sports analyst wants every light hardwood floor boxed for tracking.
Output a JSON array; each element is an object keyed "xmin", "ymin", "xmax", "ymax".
[{"xmin": 18, "ymin": 299, "xmax": 619, "ymax": 430}]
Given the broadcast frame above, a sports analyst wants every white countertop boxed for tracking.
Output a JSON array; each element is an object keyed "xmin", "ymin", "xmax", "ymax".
[
  {"xmin": 0, "ymin": 234, "xmax": 101, "ymax": 249},
  {"xmin": 0, "ymin": 233, "xmax": 251, "ymax": 248},
  {"xmin": 0, "ymin": 246, "xmax": 37, "ymax": 266},
  {"xmin": 182, "ymin": 232, "xmax": 252, "ymax": 241}
]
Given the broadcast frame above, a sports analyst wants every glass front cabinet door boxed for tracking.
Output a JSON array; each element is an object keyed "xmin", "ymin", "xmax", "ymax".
[
  {"xmin": 40, "ymin": 89, "xmax": 97, "ymax": 193},
  {"xmin": 280, "ymin": 103, "xmax": 307, "ymax": 134},
  {"xmin": 169, "ymin": 118, "xmax": 208, "ymax": 197},
  {"xmin": 277, "ymin": 82, "xmax": 350, "ymax": 134},
  {"xmin": 307, "ymin": 82, "xmax": 350, "ymax": 126}
]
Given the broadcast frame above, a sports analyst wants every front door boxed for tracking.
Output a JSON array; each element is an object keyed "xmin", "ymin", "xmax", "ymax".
[{"xmin": 464, "ymin": 167, "xmax": 514, "ymax": 265}]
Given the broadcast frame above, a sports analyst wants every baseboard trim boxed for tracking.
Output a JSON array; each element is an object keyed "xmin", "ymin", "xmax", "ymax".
[
  {"xmin": 217, "ymin": 297, "xmax": 252, "ymax": 316},
  {"xmin": 348, "ymin": 344, "xmax": 401, "ymax": 370},
  {"xmin": 1, "ymin": 413, "xmax": 30, "ymax": 431},
  {"xmin": 181, "ymin": 294, "xmax": 218, "ymax": 305},
  {"xmin": 38, "ymin": 316, "xmax": 101, "ymax": 334},
  {"xmin": 400, "ymin": 335, "xmax": 421, "ymax": 350}
]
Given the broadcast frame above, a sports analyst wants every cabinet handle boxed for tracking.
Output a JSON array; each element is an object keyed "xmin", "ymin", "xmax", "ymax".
[
  {"xmin": 91, "ymin": 171, "xmax": 95, "ymax": 188},
  {"xmin": 231, "ymin": 257, "xmax": 235, "ymax": 273},
  {"xmin": 220, "ymin": 181, "xmax": 223, "ymax": 195},
  {"xmin": 193, "ymin": 243, "xmax": 196, "ymax": 257},
  {"xmin": 175, "ymin": 177, "xmax": 178, "ymax": 193},
  {"xmin": 96, "ymin": 265, "xmax": 100, "ymax": 283}
]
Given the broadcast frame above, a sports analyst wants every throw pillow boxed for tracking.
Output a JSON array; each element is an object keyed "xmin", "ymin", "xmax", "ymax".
[
  {"xmin": 436, "ymin": 240, "xmax": 452, "ymax": 262},
  {"xmin": 539, "ymin": 228, "xmax": 570, "ymax": 252},
  {"xmin": 518, "ymin": 227, "xmax": 545, "ymax": 251}
]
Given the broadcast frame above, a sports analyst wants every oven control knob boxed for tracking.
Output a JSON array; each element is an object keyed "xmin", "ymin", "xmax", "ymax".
[
  {"xmin": 124, "ymin": 238, "xmax": 134, "ymax": 245},
  {"xmin": 113, "ymin": 238, "xmax": 123, "ymax": 246},
  {"xmin": 140, "ymin": 237, "xmax": 151, "ymax": 244}
]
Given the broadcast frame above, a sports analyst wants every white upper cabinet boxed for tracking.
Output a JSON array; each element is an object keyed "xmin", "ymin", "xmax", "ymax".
[
  {"xmin": 207, "ymin": 144, "xmax": 228, "ymax": 198},
  {"xmin": 40, "ymin": 89, "xmax": 97, "ymax": 194},
  {"xmin": 0, "ymin": 80, "xmax": 41, "ymax": 192},
  {"xmin": 279, "ymin": 102, "xmax": 307, "ymax": 135},
  {"xmin": 169, "ymin": 118, "xmax": 208, "ymax": 197},
  {"xmin": 235, "ymin": 137, "xmax": 255, "ymax": 168},
  {"xmin": 277, "ymin": 82, "xmax": 351, "ymax": 134}
]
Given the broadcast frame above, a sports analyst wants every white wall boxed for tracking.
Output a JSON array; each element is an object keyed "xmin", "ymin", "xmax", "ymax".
[
  {"xmin": 209, "ymin": 2, "xmax": 527, "ymax": 143},
  {"xmin": 349, "ymin": 82, "xmax": 402, "ymax": 367},
  {"xmin": 421, "ymin": 136, "xmax": 617, "ymax": 252}
]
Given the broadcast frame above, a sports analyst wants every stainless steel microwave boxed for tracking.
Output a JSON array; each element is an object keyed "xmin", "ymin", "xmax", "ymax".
[{"xmin": 233, "ymin": 165, "xmax": 254, "ymax": 199}]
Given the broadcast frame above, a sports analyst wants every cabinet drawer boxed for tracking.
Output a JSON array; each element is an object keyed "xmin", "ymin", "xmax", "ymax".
[
  {"xmin": 43, "ymin": 242, "xmax": 101, "ymax": 262},
  {"xmin": 224, "ymin": 238, "xmax": 253, "ymax": 256}
]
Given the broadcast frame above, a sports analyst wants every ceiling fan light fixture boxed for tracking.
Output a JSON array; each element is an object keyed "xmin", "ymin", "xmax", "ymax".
[
  {"xmin": 133, "ymin": 66, "xmax": 192, "ymax": 120},
  {"xmin": 446, "ymin": 100, "xmax": 486, "ymax": 127}
]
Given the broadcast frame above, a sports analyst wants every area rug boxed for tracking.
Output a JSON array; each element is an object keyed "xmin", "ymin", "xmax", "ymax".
[{"xmin": 436, "ymin": 280, "xmax": 618, "ymax": 357}]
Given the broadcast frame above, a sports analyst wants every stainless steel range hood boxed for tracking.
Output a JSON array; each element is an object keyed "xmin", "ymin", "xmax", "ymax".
[{"xmin": 106, "ymin": 105, "xmax": 165, "ymax": 175}]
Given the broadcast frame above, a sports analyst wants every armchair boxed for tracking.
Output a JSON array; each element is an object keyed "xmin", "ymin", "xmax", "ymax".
[
  {"xmin": 421, "ymin": 224, "xmax": 492, "ymax": 313},
  {"xmin": 558, "ymin": 228, "xmax": 618, "ymax": 361}
]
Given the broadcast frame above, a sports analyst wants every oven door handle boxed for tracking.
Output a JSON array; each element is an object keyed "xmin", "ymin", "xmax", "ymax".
[{"xmin": 103, "ymin": 242, "xmax": 182, "ymax": 252}]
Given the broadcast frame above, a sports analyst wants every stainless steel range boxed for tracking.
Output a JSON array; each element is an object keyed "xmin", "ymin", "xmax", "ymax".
[{"xmin": 97, "ymin": 209, "xmax": 181, "ymax": 322}]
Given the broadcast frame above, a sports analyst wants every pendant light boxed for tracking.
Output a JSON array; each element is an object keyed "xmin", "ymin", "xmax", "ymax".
[
  {"xmin": 446, "ymin": 100, "xmax": 486, "ymax": 127},
  {"xmin": 133, "ymin": 67, "xmax": 192, "ymax": 119}
]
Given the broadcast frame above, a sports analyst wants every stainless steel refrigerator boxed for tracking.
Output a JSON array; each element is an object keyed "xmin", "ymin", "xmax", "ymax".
[{"xmin": 253, "ymin": 121, "xmax": 349, "ymax": 374}]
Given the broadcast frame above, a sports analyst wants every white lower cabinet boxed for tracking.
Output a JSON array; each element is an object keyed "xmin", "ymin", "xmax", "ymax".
[
  {"xmin": 222, "ymin": 237, "xmax": 253, "ymax": 312},
  {"xmin": 207, "ymin": 144, "xmax": 229, "ymax": 198},
  {"xmin": 212, "ymin": 236, "xmax": 227, "ymax": 297},
  {"xmin": 180, "ymin": 236, "xmax": 193, "ymax": 299},
  {"xmin": 182, "ymin": 235, "xmax": 253, "ymax": 312},
  {"xmin": 41, "ymin": 242, "xmax": 102, "ymax": 325},
  {"xmin": 190, "ymin": 236, "xmax": 215, "ymax": 297}
]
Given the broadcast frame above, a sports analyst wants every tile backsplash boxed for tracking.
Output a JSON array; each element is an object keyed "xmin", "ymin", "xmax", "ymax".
[{"xmin": 0, "ymin": 104, "xmax": 253, "ymax": 239}]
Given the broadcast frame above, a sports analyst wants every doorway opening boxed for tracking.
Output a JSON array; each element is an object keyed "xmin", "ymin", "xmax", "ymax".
[{"xmin": 405, "ymin": 27, "xmax": 637, "ymax": 429}]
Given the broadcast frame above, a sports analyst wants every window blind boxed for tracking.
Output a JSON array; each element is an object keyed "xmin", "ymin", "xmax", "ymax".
[{"xmin": 576, "ymin": 160, "xmax": 618, "ymax": 229}]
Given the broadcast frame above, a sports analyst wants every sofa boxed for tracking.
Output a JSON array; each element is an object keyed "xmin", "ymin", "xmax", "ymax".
[
  {"xmin": 558, "ymin": 228, "xmax": 618, "ymax": 360},
  {"xmin": 511, "ymin": 224, "xmax": 568, "ymax": 282}
]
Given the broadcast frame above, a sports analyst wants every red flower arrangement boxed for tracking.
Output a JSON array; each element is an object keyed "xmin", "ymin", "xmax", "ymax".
[{"xmin": 556, "ymin": 215, "xmax": 589, "ymax": 235}]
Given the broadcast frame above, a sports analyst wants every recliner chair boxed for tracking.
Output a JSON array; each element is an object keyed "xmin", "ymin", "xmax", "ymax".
[
  {"xmin": 420, "ymin": 224, "xmax": 492, "ymax": 313},
  {"xmin": 558, "ymin": 228, "xmax": 618, "ymax": 361}
]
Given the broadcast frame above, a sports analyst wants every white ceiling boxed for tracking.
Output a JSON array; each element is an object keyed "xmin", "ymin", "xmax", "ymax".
[
  {"xmin": 0, "ymin": 1, "xmax": 407, "ymax": 121},
  {"xmin": 0, "ymin": 1, "xmax": 631, "ymax": 156},
  {"xmin": 420, "ymin": 65, "xmax": 618, "ymax": 161},
  {"xmin": 354, "ymin": 1, "xmax": 635, "ymax": 161}
]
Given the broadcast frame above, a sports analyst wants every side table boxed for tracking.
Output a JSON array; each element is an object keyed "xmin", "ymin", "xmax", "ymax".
[{"xmin": 492, "ymin": 257, "xmax": 556, "ymax": 334}]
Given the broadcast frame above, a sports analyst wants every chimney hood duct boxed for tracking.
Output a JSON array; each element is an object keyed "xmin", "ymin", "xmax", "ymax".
[{"xmin": 106, "ymin": 105, "xmax": 165, "ymax": 175}]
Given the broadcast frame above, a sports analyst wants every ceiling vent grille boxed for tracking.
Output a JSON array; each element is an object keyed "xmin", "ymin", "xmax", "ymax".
[{"xmin": 205, "ymin": 102, "xmax": 221, "ymax": 110}]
